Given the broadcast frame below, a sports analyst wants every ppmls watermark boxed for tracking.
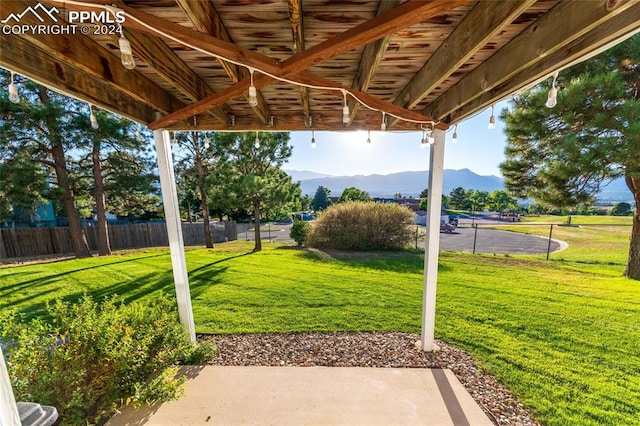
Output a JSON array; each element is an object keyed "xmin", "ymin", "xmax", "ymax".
[{"xmin": 1, "ymin": 3, "xmax": 125, "ymax": 35}]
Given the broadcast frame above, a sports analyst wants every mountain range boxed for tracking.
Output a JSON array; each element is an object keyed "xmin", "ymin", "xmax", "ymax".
[{"xmin": 285, "ymin": 169, "xmax": 632, "ymax": 202}]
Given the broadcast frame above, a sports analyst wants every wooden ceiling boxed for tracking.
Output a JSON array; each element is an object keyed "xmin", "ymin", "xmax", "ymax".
[{"xmin": 1, "ymin": 0, "xmax": 639, "ymax": 132}]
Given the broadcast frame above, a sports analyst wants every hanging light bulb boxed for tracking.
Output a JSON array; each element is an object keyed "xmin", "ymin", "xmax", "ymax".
[
  {"xmin": 8, "ymin": 72, "xmax": 19, "ymax": 104},
  {"xmin": 452, "ymin": 125, "xmax": 458, "ymax": 144},
  {"xmin": 248, "ymin": 68, "xmax": 259, "ymax": 107},
  {"xmin": 366, "ymin": 130, "xmax": 371, "ymax": 144},
  {"xmin": 311, "ymin": 131, "xmax": 316, "ymax": 148},
  {"xmin": 380, "ymin": 112, "xmax": 386, "ymax": 131},
  {"xmin": 173, "ymin": 132, "xmax": 178, "ymax": 146},
  {"xmin": 546, "ymin": 72, "xmax": 559, "ymax": 108},
  {"xmin": 420, "ymin": 129, "xmax": 428, "ymax": 148},
  {"xmin": 135, "ymin": 126, "xmax": 142, "ymax": 142},
  {"xmin": 89, "ymin": 104, "xmax": 99, "ymax": 129},
  {"xmin": 342, "ymin": 90, "xmax": 350, "ymax": 124},
  {"xmin": 254, "ymin": 131, "xmax": 260, "ymax": 148},
  {"xmin": 203, "ymin": 136, "xmax": 211, "ymax": 149},
  {"xmin": 118, "ymin": 32, "xmax": 136, "ymax": 70},
  {"xmin": 427, "ymin": 125, "xmax": 435, "ymax": 145},
  {"xmin": 488, "ymin": 105, "xmax": 496, "ymax": 129}
]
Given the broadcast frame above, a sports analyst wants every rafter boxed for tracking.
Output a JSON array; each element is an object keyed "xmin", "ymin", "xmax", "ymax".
[
  {"xmin": 122, "ymin": 28, "xmax": 233, "ymax": 126},
  {"xmin": 0, "ymin": 0, "xmax": 183, "ymax": 117},
  {"xmin": 423, "ymin": 0, "xmax": 639, "ymax": 122},
  {"xmin": 387, "ymin": 0, "xmax": 535, "ymax": 128},
  {"xmin": 116, "ymin": 0, "xmax": 466, "ymax": 130},
  {"xmin": 288, "ymin": 0, "xmax": 310, "ymax": 127},
  {"xmin": 345, "ymin": 0, "xmax": 401, "ymax": 127},
  {"xmin": 448, "ymin": 2, "xmax": 640, "ymax": 124},
  {"xmin": 0, "ymin": 34, "xmax": 156, "ymax": 123},
  {"xmin": 175, "ymin": 0, "xmax": 272, "ymax": 124}
]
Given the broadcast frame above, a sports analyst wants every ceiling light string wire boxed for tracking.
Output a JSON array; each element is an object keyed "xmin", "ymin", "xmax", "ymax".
[{"xmin": 45, "ymin": 0, "xmax": 443, "ymax": 129}]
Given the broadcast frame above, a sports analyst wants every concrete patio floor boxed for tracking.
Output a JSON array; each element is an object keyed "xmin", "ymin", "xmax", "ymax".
[{"xmin": 106, "ymin": 366, "xmax": 493, "ymax": 426}]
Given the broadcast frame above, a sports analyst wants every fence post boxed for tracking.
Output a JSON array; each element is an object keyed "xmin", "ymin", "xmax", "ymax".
[
  {"xmin": 472, "ymin": 223, "xmax": 478, "ymax": 254},
  {"xmin": 546, "ymin": 224, "xmax": 554, "ymax": 260}
]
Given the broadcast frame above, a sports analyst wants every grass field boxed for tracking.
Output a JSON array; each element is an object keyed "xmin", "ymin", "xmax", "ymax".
[{"xmin": 1, "ymin": 232, "xmax": 639, "ymax": 425}]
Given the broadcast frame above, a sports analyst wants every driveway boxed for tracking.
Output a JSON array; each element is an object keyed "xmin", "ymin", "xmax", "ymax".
[{"xmin": 439, "ymin": 226, "xmax": 560, "ymax": 255}]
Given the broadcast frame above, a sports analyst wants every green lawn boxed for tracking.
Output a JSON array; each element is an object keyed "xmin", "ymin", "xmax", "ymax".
[{"xmin": 1, "ymin": 241, "xmax": 639, "ymax": 425}]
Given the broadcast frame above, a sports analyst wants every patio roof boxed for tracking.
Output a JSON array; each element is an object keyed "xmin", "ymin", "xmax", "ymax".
[{"xmin": 2, "ymin": 0, "xmax": 639, "ymax": 133}]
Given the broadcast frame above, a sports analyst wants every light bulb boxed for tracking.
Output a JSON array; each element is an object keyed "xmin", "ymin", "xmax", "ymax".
[
  {"xmin": 428, "ymin": 133, "xmax": 435, "ymax": 145},
  {"xmin": 8, "ymin": 73, "xmax": 19, "ymax": 103},
  {"xmin": 452, "ymin": 130, "xmax": 458, "ymax": 144},
  {"xmin": 342, "ymin": 104, "xmax": 350, "ymax": 124},
  {"xmin": 89, "ymin": 105, "xmax": 99, "ymax": 129},
  {"xmin": 311, "ymin": 131, "xmax": 316, "ymax": 148},
  {"xmin": 204, "ymin": 137, "xmax": 210, "ymax": 149},
  {"xmin": 248, "ymin": 85, "xmax": 258, "ymax": 107},
  {"xmin": 380, "ymin": 113, "xmax": 386, "ymax": 131},
  {"xmin": 254, "ymin": 132, "xmax": 260, "ymax": 148},
  {"xmin": 488, "ymin": 115, "xmax": 496, "ymax": 130},
  {"xmin": 118, "ymin": 34, "xmax": 136, "ymax": 70},
  {"xmin": 135, "ymin": 127, "xmax": 142, "ymax": 141},
  {"xmin": 545, "ymin": 86, "xmax": 558, "ymax": 108},
  {"xmin": 420, "ymin": 131, "xmax": 428, "ymax": 148},
  {"xmin": 366, "ymin": 130, "xmax": 371, "ymax": 144},
  {"xmin": 173, "ymin": 134, "xmax": 178, "ymax": 146}
]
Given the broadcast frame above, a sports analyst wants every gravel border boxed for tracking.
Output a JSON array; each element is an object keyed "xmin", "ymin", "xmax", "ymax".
[{"xmin": 201, "ymin": 332, "xmax": 540, "ymax": 426}]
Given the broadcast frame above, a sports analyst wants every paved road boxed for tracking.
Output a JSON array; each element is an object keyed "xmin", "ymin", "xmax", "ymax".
[
  {"xmin": 439, "ymin": 226, "xmax": 560, "ymax": 255},
  {"xmin": 239, "ymin": 222, "xmax": 561, "ymax": 255}
]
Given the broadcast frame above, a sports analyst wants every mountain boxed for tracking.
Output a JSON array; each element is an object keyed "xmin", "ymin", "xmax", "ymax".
[
  {"xmin": 285, "ymin": 170, "xmax": 334, "ymax": 182},
  {"xmin": 597, "ymin": 177, "xmax": 632, "ymax": 202},
  {"xmin": 295, "ymin": 169, "xmax": 504, "ymax": 197}
]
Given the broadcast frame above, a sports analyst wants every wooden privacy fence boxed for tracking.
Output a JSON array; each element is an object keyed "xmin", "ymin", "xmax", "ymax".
[{"xmin": 0, "ymin": 221, "xmax": 237, "ymax": 259}]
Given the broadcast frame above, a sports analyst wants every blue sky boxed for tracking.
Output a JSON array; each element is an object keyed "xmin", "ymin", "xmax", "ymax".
[{"xmin": 285, "ymin": 100, "xmax": 510, "ymax": 177}]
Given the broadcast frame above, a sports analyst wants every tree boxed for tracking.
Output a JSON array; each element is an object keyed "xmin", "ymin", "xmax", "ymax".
[
  {"xmin": 611, "ymin": 202, "xmax": 632, "ymax": 216},
  {"xmin": 489, "ymin": 190, "xmax": 517, "ymax": 213},
  {"xmin": 419, "ymin": 188, "xmax": 429, "ymax": 199},
  {"xmin": 208, "ymin": 132, "xmax": 299, "ymax": 252},
  {"xmin": 339, "ymin": 187, "xmax": 371, "ymax": 203},
  {"xmin": 312, "ymin": 185, "xmax": 331, "ymax": 211},
  {"xmin": 174, "ymin": 131, "xmax": 218, "ymax": 248},
  {"xmin": 448, "ymin": 187, "xmax": 467, "ymax": 209},
  {"xmin": 500, "ymin": 35, "xmax": 640, "ymax": 278},
  {"xmin": 1, "ymin": 74, "xmax": 91, "ymax": 258}
]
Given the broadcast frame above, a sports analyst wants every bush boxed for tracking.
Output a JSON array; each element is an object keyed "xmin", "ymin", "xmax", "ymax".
[
  {"xmin": 0, "ymin": 295, "xmax": 215, "ymax": 425},
  {"xmin": 290, "ymin": 220, "xmax": 311, "ymax": 246},
  {"xmin": 309, "ymin": 201, "xmax": 414, "ymax": 250}
]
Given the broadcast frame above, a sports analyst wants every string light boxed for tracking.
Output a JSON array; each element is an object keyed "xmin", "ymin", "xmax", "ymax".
[
  {"xmin": 428, "ymin": 124, "xmax": 435, "ymax": 144},
  {"xmin": 366, "ymin": 130, "xmax": 371, "ymax": 144},
  {"xmin": 89, "ymin": 104, "xmax": 99, "ymax": 129},
  {"xmin": 118, "ymin": 32, "xmax": 136, "ymax": 70},
  {"xmin": 342, "ymin": 90, "xmax": 350, "ymax": 124},
  {"xmin": 488, "ymin": 105, "xmax": 496, "ymax": 129},
  {"xmin": 420, "ymin": 129, "xmax": 428, "ymax": 148},
  {"xmin": 248, "ymin": 68, "xmax": 259, "ymax": 107},
  {"xmin": 452, "ymin": 124, "xmax": 458, "ymax": 144},
  {"xmin": 380, "ymin": 112, "xmax": 386, "ymax": 131},
  {"xmin": 173, "ymin": 132, "xmax": 178, "ymax": 146},
  {"xmin": 8, "ymin": 72, "xmax": 19, "ymax": 104},
  {"xmin": 546, "ymin": 72, "xmax": 559, "ymax": 108},
  {"xmin": 254, "ymin": 131, "xmax": 260, "ymax": 148},
  {"xmin": 311, "ymin": 131, "xmax": 316, "ymax": 148},
  {"xmin": 203, "ymin": 135, "xmax": 211, "ymax": 149},
  {"xmin": 135, "ymin": 125, "xmax": 142, "ymax": 141}
]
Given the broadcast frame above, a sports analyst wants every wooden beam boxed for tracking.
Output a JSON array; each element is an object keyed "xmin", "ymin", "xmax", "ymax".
[
  {"xmin": 0, "ymin": 0, "xmax": 182, "ymax": 116},
  {"xmin": 0, "ymin": 35, "xmax": 156, "ymax": 123},
  {"xmin": 123, "ymin": 28, "xmax": 233, "ymax": 126},
  {"xmin": 131, "ymin": 0, "xmax": 464, "ymax": 129},
  {"xmin": 279, "ymin": 0, "xmax": 469, "ymax": 77},
  {"xmin": 447, "ymin": 3, "xmax": 640, "ymax": 124},
  {"xmin": 423, "ymin": 0, "xmax": 639, "ymax": 121},
  {"xmin": 175, "ymin": 0, "xmax": 272, "ymax": 124},
  {"xmin": 346, "ymin": 0, "xmax": 400, "ymax": 127},
  {"xmin": 387, "ymin": 0, "xmax": 535, "ymax": 128},
  {"xmin": 288, "ymin": 0, "xmax": 311, "ymax": 127}
]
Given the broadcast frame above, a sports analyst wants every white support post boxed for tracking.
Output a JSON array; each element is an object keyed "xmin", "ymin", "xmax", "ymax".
[
  {"xmin": 1, "ymin": 346, "xmax": 20, "ymax": 426},
  {"xmin": 154, "ymin": 130, "xmax": 196, "ymax": 342},
  {"xmin": 421, "ymin": 128, "xmax": 446, "ymax": 351}
]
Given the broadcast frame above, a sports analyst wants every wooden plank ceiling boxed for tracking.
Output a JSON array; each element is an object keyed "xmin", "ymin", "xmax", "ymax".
[{"xmin": 1, "ymin": 0, "xmax": 639, "ymax": 132}]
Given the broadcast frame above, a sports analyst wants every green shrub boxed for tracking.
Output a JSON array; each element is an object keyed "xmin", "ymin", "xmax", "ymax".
[
  {"xmin": 309, "ymin": 201, "xmax": 414, "ymax": 250},
  {"xmin": 0, "ymin": 295, "xmax": 215, "ymax": 425},
  {"xmin": 290, "ymin": 220, "xmax": 312, "ymax": 246}
]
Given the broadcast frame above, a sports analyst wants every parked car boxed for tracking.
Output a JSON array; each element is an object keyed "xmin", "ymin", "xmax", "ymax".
[
  {"xmin": 275, "ymin": 217, "xmax": 293, "ymax": 224},
  {"xmin": 440, "ymin": 222, "xmax": 455, "ymax": 233},
  {"xmin": 448, "ymin": 215, "xmax": 459, "ymax": 227}
]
